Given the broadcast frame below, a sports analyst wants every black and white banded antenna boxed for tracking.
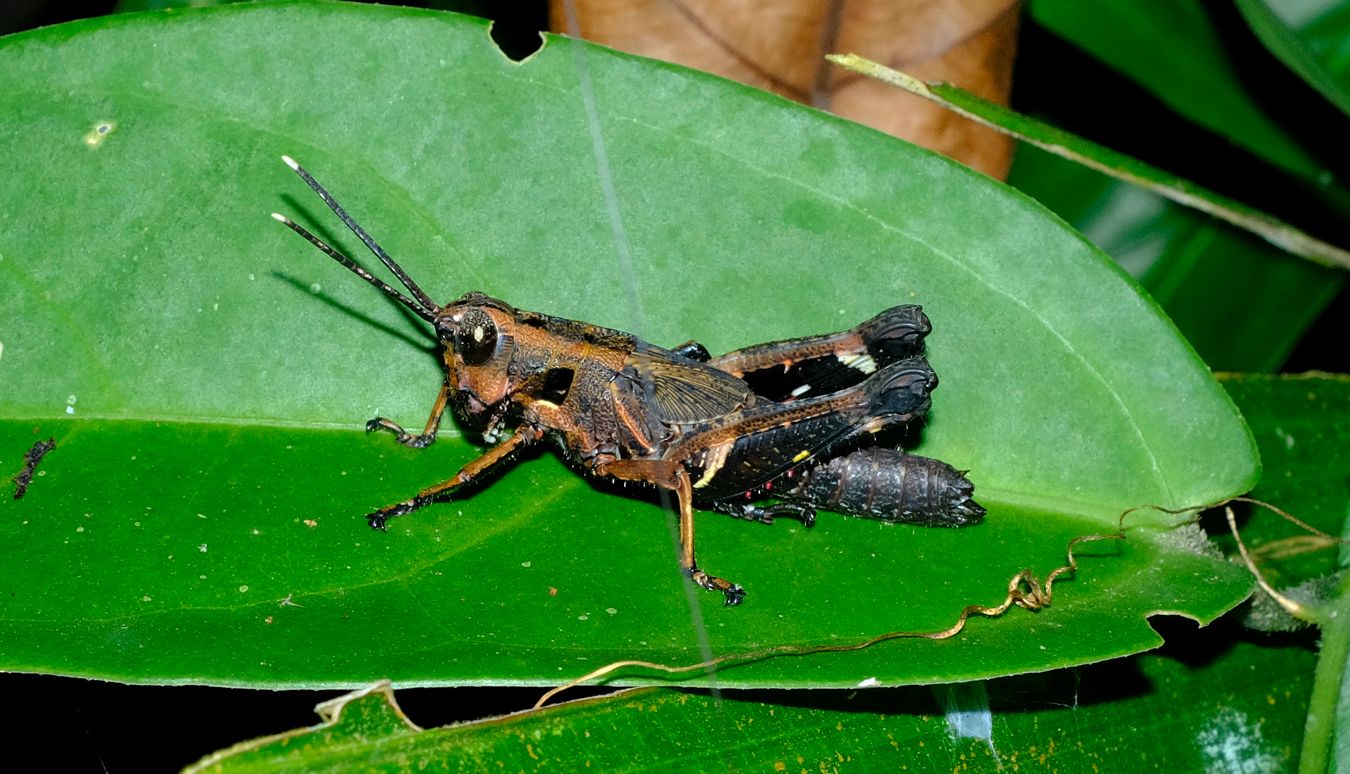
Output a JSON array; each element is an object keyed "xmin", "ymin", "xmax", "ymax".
[{"xmin": 272, "ymin": 155, "xmax": 440, "ymax": 323}]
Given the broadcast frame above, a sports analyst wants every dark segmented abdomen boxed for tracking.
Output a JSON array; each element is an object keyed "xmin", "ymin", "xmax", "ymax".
[{"xmin": 783, "ymin": 447, "xmax": 984, "ymax": 527}]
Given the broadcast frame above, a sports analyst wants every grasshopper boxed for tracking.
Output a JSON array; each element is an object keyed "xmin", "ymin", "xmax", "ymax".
[{"xmin": 274, "ymin": 157, "xmax": 983, "ymax": 605}]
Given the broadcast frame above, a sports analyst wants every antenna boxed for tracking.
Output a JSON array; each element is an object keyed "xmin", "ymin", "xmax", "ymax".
[
  {"xmin": 270, "ymin": 212, "xmax": 437, "ymax": 322},
  {"xmin": 275, "ymin": 156, "xmax": 440, "ymax": 320}
]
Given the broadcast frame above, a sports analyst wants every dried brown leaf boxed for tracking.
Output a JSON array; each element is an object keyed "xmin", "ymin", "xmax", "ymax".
[{"xmin": 551, "ymin": 0, "xmax": 1019, "ymax": 178}]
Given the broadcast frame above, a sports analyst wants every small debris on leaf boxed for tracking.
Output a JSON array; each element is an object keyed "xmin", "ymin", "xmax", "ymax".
[{"xmin": 12, "ymin": 437, "xmax": 56, "ymax": 499}]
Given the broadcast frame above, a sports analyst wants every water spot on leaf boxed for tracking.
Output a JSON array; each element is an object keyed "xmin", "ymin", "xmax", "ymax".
[{"xmin": 83, "ymin": 120, "xmax": 117, "ymax": 149}]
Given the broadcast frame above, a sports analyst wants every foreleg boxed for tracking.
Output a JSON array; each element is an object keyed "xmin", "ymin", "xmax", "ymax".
[
  {"xmin": 366, "ymin": 381, "xmax": 451, "ymax": 449},
  {"xmin": 368, "ymin": 425, "xmax": 543, "ymax": 530}
]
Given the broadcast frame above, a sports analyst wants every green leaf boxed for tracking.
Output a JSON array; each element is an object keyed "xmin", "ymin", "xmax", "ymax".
[
  {"xmin": 1236, "ymin": 0, "xmax": 1350, "ymax": 119},
  {"xmin": 115, "ymin": 0, "xmax": 247, "ymax": 12},
  {"xmin": 1008, "ymin": 145, "xmax": 1346, "ymax": 371},
  {"xmin": 1220, "ymin": 374, "xmax": 1350, "ymax": 772},
  {"xmin": 189, "ymin": 631, "xmax": 1318, "ymax": 771},
  {"xmin": 197, "ymin": 374, "xmax": 1347, "ymax": 771},
  {"xmin": 1219, "ymin": 374, "xmax": 1350, "ymax": 581},
  {"xmin": 187, "ymin": 683, "xmax": 423, "ymax": 773},
  {"xmin": 827, "ymin": 53, "xmax": 1350, "ymax": 272},
  {"xmin": 0, "ymin": 2, "xmax": 1256, "ymax": 689},
  {"xmin": 1027, "ymin": 0, "xmax": 1338, "ymax": 186}
]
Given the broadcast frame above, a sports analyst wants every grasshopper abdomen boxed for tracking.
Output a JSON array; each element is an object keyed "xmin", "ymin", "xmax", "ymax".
[{"xmin": 783, "ymin": 447, "xmax": 985, "ymax": 527}]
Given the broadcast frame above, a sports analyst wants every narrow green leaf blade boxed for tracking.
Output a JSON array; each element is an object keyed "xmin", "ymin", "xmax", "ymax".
[
  {"xmin": 1027, "ymin": 0, "xmax": 1337, "ymax": 184},
  {"xmin": 828, "ymin": 53, "xmax": 1350, "ymax": 271},
  {"xmin": 1008, "ymin": 145, "xmax": 1346, "ymax": 371},
  {"xmin": 1236, "ymin": 0, "xmax": 1350, "ymax": 119}
]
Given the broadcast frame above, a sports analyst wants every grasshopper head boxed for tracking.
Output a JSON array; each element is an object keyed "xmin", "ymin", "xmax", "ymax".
[
  {"xmin": 435, "ymin": 293, "xmax": 519, "ymax": 437},
  {"xmin": 274, "ymin": 158, "xmax": 515, "ymax": 440}
]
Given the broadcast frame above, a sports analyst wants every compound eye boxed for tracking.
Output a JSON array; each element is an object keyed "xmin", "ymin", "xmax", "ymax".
[{"xmin": 455, "ymin": 309, "xmax": 499, "ymax": 366}]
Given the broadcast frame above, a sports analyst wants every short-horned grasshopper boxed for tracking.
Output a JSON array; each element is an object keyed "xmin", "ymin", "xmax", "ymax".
[{"xmin": 274, "ymin": 157, "xmax": 983, "ymax": 605}]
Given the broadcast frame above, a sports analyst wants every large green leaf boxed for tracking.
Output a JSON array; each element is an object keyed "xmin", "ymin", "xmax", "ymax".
[
  {"xmin": 192, "ymin": 374, "xmax": 1347, "ymax": 771},
  {"xmin": 0, "ymin": 2, "xmax": 1256, "ymax": 689}
]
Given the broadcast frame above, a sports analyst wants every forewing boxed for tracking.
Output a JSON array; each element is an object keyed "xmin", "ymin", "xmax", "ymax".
[
  {"xmin": 620, "ymin": 350, "xmax": 754, "ymax": 426},
  {"xmin": 685, "ymin": 358, "xmax": 937, "ymax": 501}
]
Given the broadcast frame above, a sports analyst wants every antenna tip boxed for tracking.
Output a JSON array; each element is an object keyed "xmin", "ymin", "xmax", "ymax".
[
  {"xmin": 281, "ymin": 155, "xmax": 299, "ymax": 170},
  {"xmin": 270, "ymin": 212, "xmax": 291, "ymax": 223}
]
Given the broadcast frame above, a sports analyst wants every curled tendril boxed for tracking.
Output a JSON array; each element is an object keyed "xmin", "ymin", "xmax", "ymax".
[
  {"xmin": 533, "ymin": 532, "xmax": 1123, "ymax": 709},
  {"xmin": 533, "ymin": 495, "xmax": 1338, "ymax": 710}
]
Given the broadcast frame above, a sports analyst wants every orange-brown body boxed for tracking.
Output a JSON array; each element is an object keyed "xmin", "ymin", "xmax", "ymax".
[{"xmin": 276, "ymin": 158, "xmax": 982, "ymax": 605}]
